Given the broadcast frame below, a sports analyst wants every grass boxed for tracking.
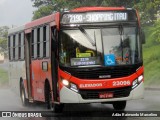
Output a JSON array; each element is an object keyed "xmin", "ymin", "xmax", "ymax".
[
  {"xmin": 143, "ymin": 26, "xmax": 160, "ymax": 87},
  {"xmin": 0, "ymin": 67, "xmax": 9, "ymax": 86}
]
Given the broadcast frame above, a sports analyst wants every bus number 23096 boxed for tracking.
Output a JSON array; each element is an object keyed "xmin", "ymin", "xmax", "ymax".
[{"xmin": 113, "ymin": 80, "xmax": 131, "ymax": 87}]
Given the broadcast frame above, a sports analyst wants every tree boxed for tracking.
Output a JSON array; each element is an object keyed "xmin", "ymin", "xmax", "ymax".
[
  {"xmin": 150, "ymin": 20, "xmax": 160, "ymax": 43},
  {"xmin": 135, "ymin": 0, "xmax": 160, "ymax": 25},
  {"xmin": 32, "ymin": 5, "xmax": 53, "ymax": 20},
  {"xmin": 0, "ymin": 26, "xmax": 9, "ymax": 57},
  {"xmin": 32, "ymin": 0, "xmax": 138, "ymax": 20},
  {"xmin": 31, "ymin": 0, "xmax": 54, "ymax": 20}
]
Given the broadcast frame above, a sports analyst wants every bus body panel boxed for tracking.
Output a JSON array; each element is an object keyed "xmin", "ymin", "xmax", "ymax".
[
  {"xmin": 25, "ymin": 14, "xmax": 55, "ymax": 30},
  {"xmin": 31, "ymin": 59, "xmax": 52, "ymax": 102},
  {"xmin": 59, "ymin": 66, "xmax": 143, "ymax": 90},
  {"xmin": 31, "ymin": 59, "xmax": 41, "ymax": 101},
  {"xmin": 59, "ymin": 66, "xmax": 144, "ymax": 103},
  {"xmin": 8, "ymin": 61, "xmax": 26, "ymax": 96},
  {"xmin": 60, "ymin": 82, "xmax": 144, "ymax": 103},
  {"xmin": 8, "ymin": 25, "xmax": 25, "ymax": 35}
]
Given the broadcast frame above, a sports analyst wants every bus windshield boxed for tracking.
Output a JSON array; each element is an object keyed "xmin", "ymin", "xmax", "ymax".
[{"xmin": 59, "ymin": 26, "xmax": 142, "ymax": 67}]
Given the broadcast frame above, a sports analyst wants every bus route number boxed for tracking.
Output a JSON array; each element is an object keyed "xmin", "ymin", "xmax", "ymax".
[
  {"xmin": 69, "ymin": 15, "xmax": 83, "ymax": 23},
  {"xmin": 113, "ymin": 80, "xmax": 130, "ymax": 87}
]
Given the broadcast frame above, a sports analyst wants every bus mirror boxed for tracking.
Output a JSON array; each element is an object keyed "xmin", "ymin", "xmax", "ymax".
[{"xmin": 140, "ymin": 30, "xmax": 145, "ymax": 44}]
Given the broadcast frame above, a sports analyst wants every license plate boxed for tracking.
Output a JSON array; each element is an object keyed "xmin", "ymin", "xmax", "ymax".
[{"xmin": 99, "ymin": 92, "xmax": 113, "ymax": 99}]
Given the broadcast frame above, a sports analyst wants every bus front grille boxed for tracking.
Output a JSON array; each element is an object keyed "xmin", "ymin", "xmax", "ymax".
[
  {"xmin": 71, "ymin": 67, "xmax": 135, "ymax": 79},
  {"xmin": 79, "ymin": 87, "xmax": 131, "ymax": 99},
  {"xmin": 60, "ymin": 63, "xmax": 142, "ymax": 79}
]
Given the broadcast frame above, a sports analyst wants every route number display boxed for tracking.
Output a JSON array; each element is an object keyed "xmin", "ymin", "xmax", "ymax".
[{"xmin": 61, "ymin": 12, "xmax": 128, "ymax": 24}]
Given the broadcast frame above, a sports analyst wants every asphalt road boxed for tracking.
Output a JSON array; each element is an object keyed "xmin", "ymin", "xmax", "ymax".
[
  {"xmin": 0, "ymin": 87, "xmax": 160, "ymax": 120},
  {"xmin": 0, "ymin": 61, "xmax": 8, "ymax": 71}
]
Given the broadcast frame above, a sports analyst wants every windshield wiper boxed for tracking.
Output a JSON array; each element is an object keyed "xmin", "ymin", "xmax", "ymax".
[{"xmin": 78, "ymin": 26, "xmax": 96, "ymax": 46}]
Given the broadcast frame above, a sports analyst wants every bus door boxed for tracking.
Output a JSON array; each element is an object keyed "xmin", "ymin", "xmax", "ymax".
[
  {"xmin": 51, "ymin": 27, "xmax": 58, "ymax": 102},
  {"xmin": 25, "ymin": 33, "xmax": 33, "ymax": 102},
  {"xmin": 30, "ymin": 28, "xmax": 41, "ymax": 101}
]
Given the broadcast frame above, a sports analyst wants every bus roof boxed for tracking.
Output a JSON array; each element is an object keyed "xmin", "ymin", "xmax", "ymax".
[
  {"xmin": 71, "ymin": 7, "xmax": 126, "ymax": 12},
  {"xmin": 25, "ymin": 14, "xmax": 56, "ymax": 29},
  {"xmin": 8, "ymin": 25, "xmax": 25, "ymax": 35}
]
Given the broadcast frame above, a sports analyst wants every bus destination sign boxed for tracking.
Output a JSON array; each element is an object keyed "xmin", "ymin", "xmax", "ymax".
[{"xmin": 61, "ymin": 12, "xmax": 128, "ymax": 24}]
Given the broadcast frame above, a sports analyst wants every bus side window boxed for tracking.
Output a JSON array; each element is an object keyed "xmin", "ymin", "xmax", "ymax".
[
  {"xmin": 37, "ymin": 28, "xmax": 40, "ymax": 58},
  {"xmin": 46, "ymin": 25, "xmax": 50, "ymax": 57},
  {"xmin": 40, "ymin": 27, "xmax": 44, "ymax": 58},
  {"xmin": 15, "ymin": 34, "xmax": 19, "ymax": 60},
  {"xmin": 8, "ymin": 36, "xmax": 11, "ymax": 60},
  {"xmin": 10, "ymin": 35, "xmax": 13, "ymax": 61},
  {"xmin": 13, "ymin": 35, "xmax": 16, "ymax": 60},
  {"xmin": 21, "ymin": 32, "xmax": 25, "ymax": 60}
]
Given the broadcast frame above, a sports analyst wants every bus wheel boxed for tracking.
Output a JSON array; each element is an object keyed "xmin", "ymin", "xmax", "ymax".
[
  {"xmin": 45, "ymin": 86, "xmax": 53, "ymax": 110},
  {"xmin": 20, "ymin": 84, "xmax": 28, "ymax": 106},
  {"xmin": 112, "ymin": 101, "xmax": 126, "ymax": 110},
  {"xmin": 45, "ymin": 87, "xmax": 64, "ymax": 112}
]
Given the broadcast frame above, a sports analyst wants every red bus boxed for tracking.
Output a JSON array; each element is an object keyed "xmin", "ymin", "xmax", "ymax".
[{"xmin": 8, "ymin": 7, "xmax": 145, "ymax": 112}]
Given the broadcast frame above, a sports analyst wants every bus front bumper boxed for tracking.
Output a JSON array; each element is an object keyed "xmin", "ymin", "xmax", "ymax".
[{"xmin": 59, "ymin": 82, "xmax": 144, "ymax": 103}]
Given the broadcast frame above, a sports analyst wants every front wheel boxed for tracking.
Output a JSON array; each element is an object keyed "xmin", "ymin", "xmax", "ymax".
[
  {"xmin": 47, "ymin": 92, "xmax": 64, "ymax": 113},
  {"xmin": 113, "ymin": 101, "xmax": 126, "ymax": 110},
  {"xmin": 45, "ymin": 85, "xmax": 64, "ymax": 113}
]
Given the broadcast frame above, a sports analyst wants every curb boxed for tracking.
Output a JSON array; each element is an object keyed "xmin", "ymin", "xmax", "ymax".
[{"xmin": 145, "ymin": 87, "xmax": 160, "ymax": 91}]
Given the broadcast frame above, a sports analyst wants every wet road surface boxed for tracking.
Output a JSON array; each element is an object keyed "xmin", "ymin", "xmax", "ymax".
[{"xmin": 0, "ymin": 87, "xmax": 160, "ymax": 120}]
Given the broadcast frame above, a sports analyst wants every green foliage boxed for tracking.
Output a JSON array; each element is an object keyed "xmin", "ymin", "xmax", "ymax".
[
  {"xmin": 135, "ymin": 0, "xmax": 160, "ymax": 25},
  {"xmin": 0, "ymin": 68, "xmax": 8, "ymax": 86},
  {"xmin": 32, "ymin": 0, "xmax": 139, "ymax": 20},
  {"xmin": 32, "ymin": 0, "xmax": 52, "ymax": 7},
  {"xmin": 150, "ymin": 20, "xmax": 160, "ymax": 43},
  {"xmin": 0, "ymin": 26, "xmax": 9, "ymax": 56},
  {"xmin": 31, "ymin": 0, "xmax": 160, "ymax": 24},
  {"xmin": 32, "ymin": 5, "xmax": 53, "ymax": 20},
  {"xmin": 143, "ymin": 26, "xmax": 160, "ymax": 87},
  {"xmin": 31, "ymin": 0, "xmax": 53, "ymax": 20}
]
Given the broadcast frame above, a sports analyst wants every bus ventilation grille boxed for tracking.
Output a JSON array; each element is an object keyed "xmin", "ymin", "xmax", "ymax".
[
  {"xmin": 71, "ymin": 67, "xmax": 136, "ymax": 79},
  {"xmin": 79, "ymin": 87, "xmax": 131, "ymax": 99}
]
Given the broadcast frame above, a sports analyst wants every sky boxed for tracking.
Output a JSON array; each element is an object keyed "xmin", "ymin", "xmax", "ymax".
[{"xmin": 0, "ymin": 0, "xmax": 36, "ymax": 27}]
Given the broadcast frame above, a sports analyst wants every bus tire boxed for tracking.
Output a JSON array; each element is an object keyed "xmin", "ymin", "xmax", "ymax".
[
  {"xmin": 45, "ymin": 82, "xmax": 64, "ymax": 113},
  {"xmin": 113, "ymin": 101, "xmax": 126, "ymax": 110},
  {"xmin": 20, "ymin": 83, "xmax": 28, "ymax": 106},
  {"xmin": 45, "ymin": 83, "xmax": 53, "ymax": 110}
]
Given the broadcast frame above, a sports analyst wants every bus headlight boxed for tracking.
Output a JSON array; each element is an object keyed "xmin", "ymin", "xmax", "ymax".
[
  {"xmin": 61, "ymin": 78, "xmax": 79, "ymax": 93},
  {"xmin": 132, "ymin": 75, "xmax": 143, "ymax": 89},
  {"xmin": 138, "ymin": 75, "xmax": 143, "ymax": 83},
  {"xmin": 62, "ymin": 79, "xmax": 69, "ymax": 86}
]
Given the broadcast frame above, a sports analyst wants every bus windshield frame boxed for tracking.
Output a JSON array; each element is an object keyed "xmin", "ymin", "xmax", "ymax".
[{"xmin": 58, "ymin": 24, "xmax": 142, "ymax": 68}]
